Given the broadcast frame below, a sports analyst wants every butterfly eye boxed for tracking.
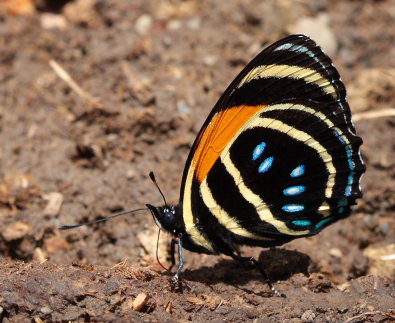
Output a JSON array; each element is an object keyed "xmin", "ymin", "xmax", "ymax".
[{"xmin": 161, "ymin": 207, "xmax": 176, "ymax": 230}]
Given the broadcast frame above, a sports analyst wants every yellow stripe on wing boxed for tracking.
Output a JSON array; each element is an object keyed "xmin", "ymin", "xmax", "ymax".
[
  {"xmin": 182, "ymin": 165, "xmax": 215, "ymax": 253},
  {"xmin": 237, "ymin": 64, "xmax": 337, "ymax": 98},
  {"xmin": 200, "ymin": 177, "xmax": 273, "ymax": 240}
]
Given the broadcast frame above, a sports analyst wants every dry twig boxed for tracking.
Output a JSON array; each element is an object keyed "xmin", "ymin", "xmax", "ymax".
[
  {"xmin": 353, "ymin": 109, "xmax": 395, "ymax": 122},
  {"xmin": 344, "ymin": 310, "xmax": 394, "ymax": 323},
  {"xmin": 49, "ymin": 59, "xmax": 102, "ymax": 108}
]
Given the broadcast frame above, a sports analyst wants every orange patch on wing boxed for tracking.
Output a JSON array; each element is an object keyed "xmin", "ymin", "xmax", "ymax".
[{"xmin": 193, "ymin": 105, "xmax": 266, "ymax": 182}]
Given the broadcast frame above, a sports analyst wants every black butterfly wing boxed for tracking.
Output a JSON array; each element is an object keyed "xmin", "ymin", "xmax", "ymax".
[
  {"xmin": 178, "ymin": 34, "xmax": 365, "ymax": 253},
  {"xmin": 224, "ymin": 99, "xmax": 364, "ymax": 239}
]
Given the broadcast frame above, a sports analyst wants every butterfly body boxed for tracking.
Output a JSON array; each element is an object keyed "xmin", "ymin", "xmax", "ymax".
[{"xmin": 147, "ymin": 35, "xmax": 365, "ymax": 293}]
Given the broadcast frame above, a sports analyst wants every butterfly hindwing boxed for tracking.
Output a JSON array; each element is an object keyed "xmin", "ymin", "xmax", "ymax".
[
  {"xmin": 179, "ymin": 35, "xmax": 365, "ymax": 254},
  {"xmin": 225, "ymin": 100, "xmax": 364, "ymax": 237}
]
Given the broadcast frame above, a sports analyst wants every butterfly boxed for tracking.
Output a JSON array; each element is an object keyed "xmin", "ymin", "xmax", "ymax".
[
  {"xmin": 61, "ymin": 34, "xmax": 366, "ymax": 297},
  {"xmin": 146, "ymin": 34, "xmax": 365, "ymax": 295}
]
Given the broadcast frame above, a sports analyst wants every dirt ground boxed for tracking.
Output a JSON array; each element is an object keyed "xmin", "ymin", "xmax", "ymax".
[{"xmin": 0, "ymin": 0, "xmax": 395, "ymax": 322}]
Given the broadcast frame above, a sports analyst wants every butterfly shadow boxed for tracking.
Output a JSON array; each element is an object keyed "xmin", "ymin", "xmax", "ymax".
[{"xmin": 181, "ymin": 248, "xmax": 312, "ymax": 296}]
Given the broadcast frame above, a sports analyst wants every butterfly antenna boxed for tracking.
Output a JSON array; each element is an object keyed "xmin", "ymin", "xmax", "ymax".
[
  {"xmin": 149, "ymin": 171, "xmax": 168, "ymax": 207},
  {"xmin": 58, "ymin": 207, "xmax": 148, "ymax": 230},
  {"xmin": 156, "ymin": 229, "xmax": 169, "ymax": 271}
]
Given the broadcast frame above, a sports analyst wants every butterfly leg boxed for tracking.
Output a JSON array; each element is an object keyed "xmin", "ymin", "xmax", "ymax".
[
  {"xmin": 171, "ymin": 233, "xmax": 184, "ymax": 282},
  {"xmin": 231, "ymin": 253, "xmax": 286, "ymax": 297},
  {"xmin": 167, "ymin": 238, "xmax": 176, "ymax": 272}
]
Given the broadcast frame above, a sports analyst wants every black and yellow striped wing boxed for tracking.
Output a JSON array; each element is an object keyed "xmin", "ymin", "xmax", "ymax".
[{"xmin": 179, "ymin": 34, "xmax": 365, "ymax": 254}]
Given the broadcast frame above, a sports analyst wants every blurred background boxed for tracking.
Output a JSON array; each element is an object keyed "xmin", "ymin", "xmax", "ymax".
[{"xmin": 0, "ymin": 0, "xmax": 394, "ymax": 319}]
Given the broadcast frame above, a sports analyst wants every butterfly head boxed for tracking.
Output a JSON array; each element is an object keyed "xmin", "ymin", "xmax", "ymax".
[{"xmin": 146, "ymin": 204, "xmax": 178, "ymax": 234}]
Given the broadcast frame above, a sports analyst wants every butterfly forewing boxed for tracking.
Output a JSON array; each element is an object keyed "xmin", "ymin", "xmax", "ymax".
[{"xmin": 179, "ymin": 34, "xmax": 365, "ymax": 254}]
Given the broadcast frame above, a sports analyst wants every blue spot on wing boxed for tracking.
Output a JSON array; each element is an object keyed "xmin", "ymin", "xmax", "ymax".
[
  {"xmin": 316, "ymin": 217, "xmax": 333, "ymax": 229},
  {"xmin": 345, "ymin": 174, "xmax": 354, "ymax": 197},
  {"xmin": 282, "ymin": 204, "xmax": 305, "ymax": 212},
  {"xmin": 283, "ymin": 185, "xmax": 306, "ymax": 196},
  {"xmin": 252, "ymin": 142, "xmax": 266, "ymax": 160},
  {"xmin": 338, "ymin": 198, "xmax": 348, "ymax": 214},
  {"xmin": 292, "ymin": 220, "xmax": 311, "ymax": 226},
  {"xmin": 332, "ymin": 130, "xmax": 355, "ymax": 197},
  {"xmin": 258, "ymin": 156, "xmax": 274, "ymax": 173},
  {"xmin": 290, "ymin": 165, "xmax": 305, "ymax": 177}
]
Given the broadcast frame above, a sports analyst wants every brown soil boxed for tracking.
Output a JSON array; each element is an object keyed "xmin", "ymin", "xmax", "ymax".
[{"xmin": 0, "ymin": 0, "xmax": 394, "ymax": 322}]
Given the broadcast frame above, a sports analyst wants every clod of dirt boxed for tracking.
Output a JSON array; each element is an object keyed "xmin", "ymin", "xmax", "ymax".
[
  {"xmin": 72, "ymin": 143, "xmax": 105, "ymax": 169},
  {"xmin": 63, "ymin": 0, "xmax": 100, "ymax": 26},
  {"xmin": 0, "ymin": 174, "xmax": 41, "ymax": 210},
  {"xmin": 301, "ymin": 309, "xmax": 316, "ymax": 322},
  {"xmin": 2, "ymin": 221, "xmax": 30, "ymax": 241},
  {"xmin": 104, "ymin": 281, "xmax": 119, "ymax": 296},
  {"xmin": 307, "ymin": 273, "xmax": 333, "ymax": 293},
  {"xmin": 347, "ymin": 251, "xmax": 369, "ymax": 279}
]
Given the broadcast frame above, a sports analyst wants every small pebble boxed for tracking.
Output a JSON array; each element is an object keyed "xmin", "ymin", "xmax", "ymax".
[
  {"xmin": 43, "ymin": 192, "xmax": 64, "ymax": 216},
  {"xmin": 132, "ymin": 292, "xmax": 149, "ymax": 311},
  {"xmin": 162, "ymin": 36, "xmax": 172, "ymax": 47},
  {"xmin": 301, "ymin": 309, "xmax": 316, "ymax": 322},
  {"xmin": 329, "ymin": 248, "xmax": 342, "ymax": 258},
  {"xmin": 177, "ymin": 100, "xmax": 191, "ymax": 115},
  {"xmin": 40, "ymin": 13, "xmax": 67, "ymax": 30},
  {"xmin": 105, "ymin": 281, "xmax": 119, "ymax": 296},
  {"xmin": 126, "ymin": 168, "xmax": 135, "ymax": 179},
  {"xmin": 107, "ymin": 134, "xmax": 119, "ymax": 142},
  {"xmin": 203, "ymin": 54, "xmax": 218, "ymax": 67},
  {"xmin": 135, "ymin": 14, "xmax": 153, "ymax": 35},
  {"xmin": 167, "ymin": 19, "xmax": 182, "ymax": 31},
  {"xmin": 33, "ymin": 247, "xmax": 47, "ymax": 263},
  {"xmin": 187, "ymin": 17, "xmax": 201, "ymax": 29},
  {"xmin": 380, "ymin": 222, "xmax": 390, "ymax": 235},
  {"xmin": 165, "ymin": 302, "xmax": 172, "ymax": 314},
  {"xmin": 40, "ymin": 306, "xmax": 53, "ymax": 314}
]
